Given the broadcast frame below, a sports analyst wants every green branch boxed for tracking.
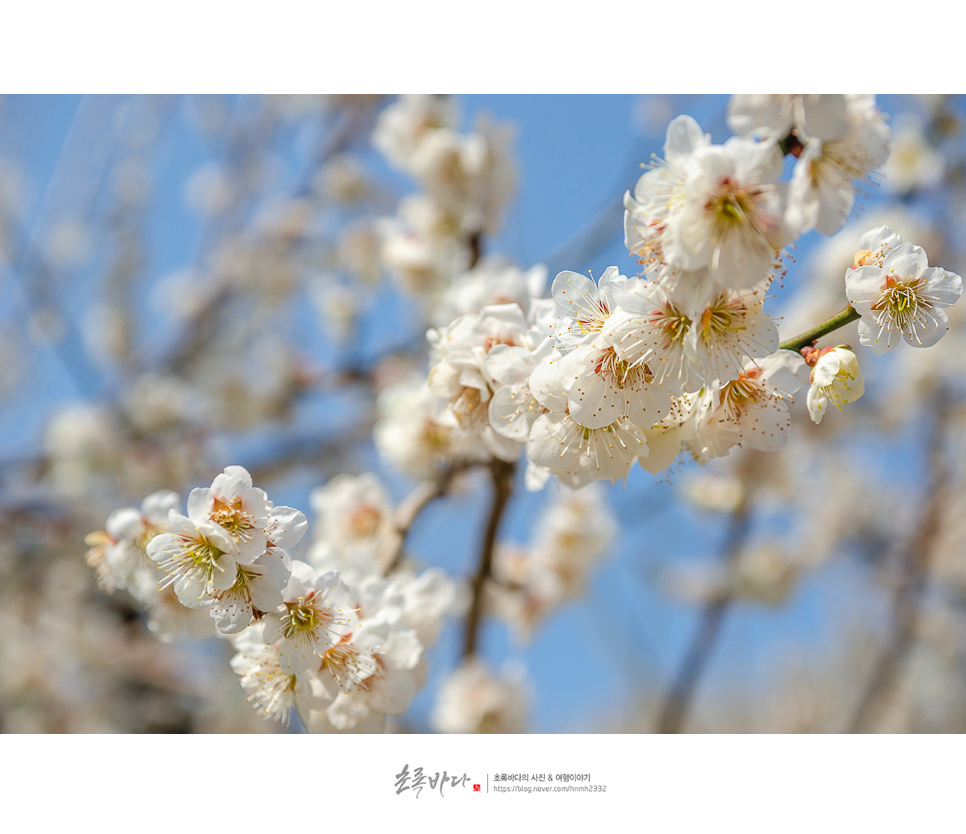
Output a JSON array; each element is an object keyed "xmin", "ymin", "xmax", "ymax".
[{"xmin": 779, "ymin": 306, "xmax": 861, "ymax": 353}]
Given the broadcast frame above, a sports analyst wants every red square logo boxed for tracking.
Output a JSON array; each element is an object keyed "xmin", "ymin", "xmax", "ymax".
[{"xmin": 473, "ymin": 784, "xmax": 481, "ymax": 792}]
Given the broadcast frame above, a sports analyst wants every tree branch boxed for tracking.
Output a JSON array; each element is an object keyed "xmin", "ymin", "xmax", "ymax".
[
  {"xmin": 656, "ymin": 500, "xmax": 751, "ymax": 733},
  {"xmin": 379, "ymin": 463, "xmax": 471, "ymax": 575},
  {"xmin": 845, "ymin": 387, "xmax": 952, "ymax": 733},
  {"xmin": 461, "ymin": 458, "xmax": 515, "ymax": 658},
  {"xmin": 779, "ymin": 306, "xmax": 861, "ymax": 353}
]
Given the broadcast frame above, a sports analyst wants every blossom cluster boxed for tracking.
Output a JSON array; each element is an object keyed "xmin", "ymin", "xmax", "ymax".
[
  {"xmin": 78, "ymin": 95, "xmax": 966, "ymax": 734},
  {"xmin": 87, "ymin": 466, "xmax": 462, "ymax": 731},
  {"xmin": 380, "ymin": 96, "xmax": 963, "ymax": 493}
]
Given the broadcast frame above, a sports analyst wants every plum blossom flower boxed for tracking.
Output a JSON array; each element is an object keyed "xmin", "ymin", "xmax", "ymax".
[
  {"xmin": 85, "ymin": 490, "xmax": 179, "ymax": 597},
  {"xmin": 524, "ymin": 355, "xmax": 648, "ymax": 486},
  {"xmin": 270, "ymin": 562, "xmax": 358, "ymax": 674},
  {"xmin": 846, "ymin": 242, "xmax": 963, "ymax": 353},
  {"xmin": 882, "ymin": 113, "xmax": 945, "ymax": 196},
  {"xmin": 625, "ymin": 116, "xmax": 787, "ymax": 290},
  {"xmin": 806, "ymin": 347, "xmax": 865, "ymax": 424},
  {"xmin": 695, "ymin": 351, "xmax": 806, "ymax": 458},
  {"xmin": 727, "ymin": 94, "xmax": 851, "ymax": 142},
  {"xmin": 186, "ymin": 465, "xmax": 270, "ymax": 563},
  {"xmin": 146, "ymin": 512, "xmax": 240, "ymax": 608},
  {"xmin": 431, "ymin": 660, "xmax": 529, "ymax": 733},
  {"xmin": 603, "ymin": 279, "xmax": 697, "ymax": 393},
  {"xmin": 785, "ymin": 96, "xmax": 891, "ymax": 236},
  {"xmin": 557, "ymin": 340, "xmax": 671, "ymax": 429},
  {"xmin": 230, "ymin": 630, "xmax": 299, "ymax": 725},
  {"xmin": 311, "ymin": 473, "xmax": 392, "ymax": 552},
  {"xmin": 549, "ymin": 267, "xmax": 626, "ymax": 352}
]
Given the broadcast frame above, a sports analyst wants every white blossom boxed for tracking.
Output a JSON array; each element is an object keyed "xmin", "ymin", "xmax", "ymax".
[
  {"xmin": 846, "ymin": 242, "xmax": 963, "ymax": 353},
  {"xmin": 806, "ymin": 347, "xmax": 865, "ymax": 424}
]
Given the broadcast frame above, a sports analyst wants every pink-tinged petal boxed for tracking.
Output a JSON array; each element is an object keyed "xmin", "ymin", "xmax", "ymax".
[{"xmin": 881, "ymin": 243, "xmax": 929, "ymax": 277}]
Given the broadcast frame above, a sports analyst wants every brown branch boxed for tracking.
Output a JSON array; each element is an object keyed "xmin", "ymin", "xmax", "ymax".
[
  {"xmin": 461, "ymin": 458, "xmax": 516, "ymax": 658},
  {"xmin": 845, "ymin": 387, "xmax": 952, "ymax": 733},
  {"xmin": 379, "ymin": 463, "xmax": 472, "ymax": 575},
  {"xmin": 656, "ymin": 500, "xmax": 752, "ymax": 734}
]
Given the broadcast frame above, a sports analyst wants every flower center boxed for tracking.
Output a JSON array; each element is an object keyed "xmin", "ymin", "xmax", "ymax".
[
  {"xmin": 186, "ymin": 539, "xmax": 224, "ymax": 580},
  {"xmin": 707, "ymin": 179, "xmax": 755, "ymax": 226},
  {"xmin": 282, "ymin": 594, "xmax": 330, "ymax": 638},
  {"xmin": 451, "ymin": 385, "xmax": 489, "ymax": 428},
  {"xmin": 211, "ymin": 498, "xmax": 258, "ymax": 544},
  {"xmin": 871, "ymin": 277, "xmax": 929, "ymax": 330},
  {"xmin": 594, "ymin": 348, "xmax": 631, "ymax": 387},
  {"xmin": 699, "ymin": 294, "xmax": 746, "ymax": 345},
  {"xmin": 654, "ymin": 304, "xmax": 691, "ymax": 347},
  {"xmin": 320, "ymin": 638, "xmax": 379, "ymax": 691},
  {"xmin": 350, "ymin": 505, "xmax": 384, "ymax": 539}
]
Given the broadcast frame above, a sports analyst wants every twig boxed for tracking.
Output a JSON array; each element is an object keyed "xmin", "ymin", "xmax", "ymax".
[
  {"xmin": 656, "ymin": 500, "xmax": 752, "ymax": 733},
  {"xmin": 379, "ymin": 463, "xmax": 471, "ymax": 575},
  {"xmin": 779, "ymin": 306, "xmax": 861, "ymax": 353},
  {"xmin": 461, "ymin": 459, "xmax": 516, "ymax": 658}
]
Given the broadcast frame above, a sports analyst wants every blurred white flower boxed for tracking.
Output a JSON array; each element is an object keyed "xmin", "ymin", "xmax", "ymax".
[{"xmin": 432, "ymin": 660, "xmax": 529, "ymax": 733}]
